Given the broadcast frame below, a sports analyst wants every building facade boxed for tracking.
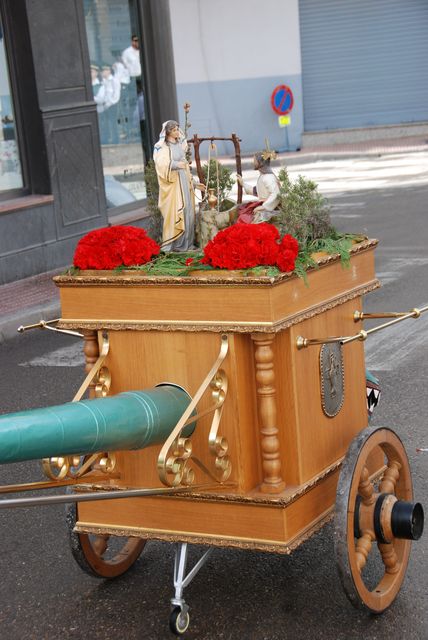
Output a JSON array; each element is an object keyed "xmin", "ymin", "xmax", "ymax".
[
  {"xmin": 171, "ymin": 0, "xmax": 428, "ymax": 153},
  {"xmin": 0, "ymin": 0, "xmax": 177, "ymax": 285},
  {"xmin": 2, "ymin": 0, "xmax": 428, "ymax": 284}
]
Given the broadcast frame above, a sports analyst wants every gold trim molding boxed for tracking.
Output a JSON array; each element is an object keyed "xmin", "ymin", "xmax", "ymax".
[
  {"xmin": 74, "ymin": 509, "xmax": 334, "ymax": 555},
  {"xmin": 57, "ymin": 281, "xmax": 380, "ymax": 334}
]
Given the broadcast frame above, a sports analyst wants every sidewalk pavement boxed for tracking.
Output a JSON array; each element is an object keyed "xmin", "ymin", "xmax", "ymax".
[
  {"xmin": 0, "ymin": 268, "xmax": 63, "ymax": 343},
  {"xmin": 1, "ymin": 134, "xmax": 427, "ymax": 343}
]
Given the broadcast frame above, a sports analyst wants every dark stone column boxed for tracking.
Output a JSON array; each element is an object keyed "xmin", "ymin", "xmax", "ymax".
[
  {"xmin": 25, "ymin": 0, "xmax": 107, "ymax": 238},
  {"xmin": 139, "ymin": 0, "xmax": 179, "ymax": 148}
]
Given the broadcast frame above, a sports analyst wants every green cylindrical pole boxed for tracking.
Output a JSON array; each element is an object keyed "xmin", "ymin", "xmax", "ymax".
[{"xmin": 0, "ymin": 385, "xmax": 195, "ymax": 464}]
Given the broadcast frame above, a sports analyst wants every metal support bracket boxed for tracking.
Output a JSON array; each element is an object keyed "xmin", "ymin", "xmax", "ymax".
[
  {"xmin": 42, "ymin": 331, "xmax": 112, "ymax": 482},
  {"xmin": 171, "ymin": 542, "xmax": 213, "ymax": 612}
]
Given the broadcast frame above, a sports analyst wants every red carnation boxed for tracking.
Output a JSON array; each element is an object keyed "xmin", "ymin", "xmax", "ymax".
[
  {"xmin": 276, "ymin": 248, "xmax": 297, "ymax": 272},
  {"xmin": 201, "ymin": 222, "xmax": 298, "ymax": 273},
  {"xmin": 202, "ymin": 223, "xmax": 281, "ymax": 270},
  {"xmin": 73, "ymin": 225, "xmax": 160, "ymax": 270},
  {"xmin": 280, "ymin": 234, "xmax": 299, "ymax": 256}
]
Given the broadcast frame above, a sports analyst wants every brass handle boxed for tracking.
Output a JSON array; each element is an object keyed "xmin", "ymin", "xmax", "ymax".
[
  {"xmin": 18, "ymin": 319, "xmax": 59, "ymax": 332},
  {"xmin": 354, "ymin": 307, "xmax": 424, "ymax": 321},
  {"xmin": 18, "ymin": 318, "xmax": 83, "ymax": 338},
  {"xmin": 297, "ymin": 304, "xmax": 428, "ymax": 349}
]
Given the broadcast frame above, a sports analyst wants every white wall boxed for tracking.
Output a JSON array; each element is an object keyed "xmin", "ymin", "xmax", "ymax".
[
  {"xmin": 169, "ymin": 0, "xmax": 304, "ymax": 152},
  {"xmin": 170, "ymin": 0, "xmax": 301, "ymax": 83}
]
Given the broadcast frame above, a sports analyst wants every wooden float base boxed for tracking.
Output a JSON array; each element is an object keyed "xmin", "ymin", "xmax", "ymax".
[{"xmin": 75, "ymin": 462, "xmax": 341, "ymax": 553}]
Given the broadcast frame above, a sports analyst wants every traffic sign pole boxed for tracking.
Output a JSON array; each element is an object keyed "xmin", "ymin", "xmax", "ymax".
[{"xmin": 271, "ymin": 84, "xmax": 294, "ymax": 152}]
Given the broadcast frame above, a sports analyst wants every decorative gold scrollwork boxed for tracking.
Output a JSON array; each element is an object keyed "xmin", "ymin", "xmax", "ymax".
[
  {"xmin": 158, "ymin": 335, "xmax": 230, "ymax": 487},
  {"xmin": 95, "ymin": 366, "xmax": 112, "ymax": 398},
  {"xmin": 73, "ymin": 333, "xmax": 110, "ymax": 402},
  {"xmin": 208, "ymin": 370, "xmax": 231, "ymax": 482},
  {"xmin": 42, "ymin": 452, "xmax": 116, "ymax": 481},
  {"xmin": 40, "ymin": 333, "xmax": 115, "ymax": 483},
  {"xmin": 42, "ymin": 456, "xmax": 79, "ymax": 481},
  {"xmin": 163, "ymin": 437, "xmax": 194, "ymax": 487}
]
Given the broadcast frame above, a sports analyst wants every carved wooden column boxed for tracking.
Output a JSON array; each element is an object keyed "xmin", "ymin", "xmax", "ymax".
[
  {"xmin": 251, "ymin": 333, "xmax": 285, "ymax": 493},
  {"xmin": 83, "ymin": 330, "xmax": 99, "ymax": 399}
]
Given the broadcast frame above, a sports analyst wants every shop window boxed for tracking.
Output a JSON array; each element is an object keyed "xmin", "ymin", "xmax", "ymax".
[
  {"xmin": 83, "ymin": 0, "xmax": 150, "ymax": 209},
  {"xmin": 0, "ymin": 13, "xmax": 24, "ymax": 197}
]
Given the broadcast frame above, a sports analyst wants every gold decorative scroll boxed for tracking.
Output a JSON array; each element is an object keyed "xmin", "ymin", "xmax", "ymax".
[
  {"xmin": 208, "ymin": 370, "xmax": 231, "ymax": 482},
  {"xmin": 41, "ymin": 332, "xmax": 113, "ymax": 483},
  {"xmin": 157, "ymin": 334, "xmax": 229, "ymax": 487},
  {"xmin": 42, "ymin": 453, "xmax": 117, "ymax": 481},
  {"xmin": 73, "ymin": 332, "xmax": 110, "ymax": 401}
]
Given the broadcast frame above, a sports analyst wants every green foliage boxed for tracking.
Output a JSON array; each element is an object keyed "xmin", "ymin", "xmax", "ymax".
[
  {"xmin": 124, "ymin": 251, "xmax": 211, "ymax": 277},
  {"xmin": 144, "ymin": 159, "xmax": 162, "ymax": 242},
  {"xmin": 64, "ymin": 265, "xmax": 80, "ymax": 275},
  {"xmin": 310, "ymin": 235, "xmax": 354, "ymax": 266},
  {"xmin": 201, "ymin": 160, "xmax": 234, "ymax": 211},
  {"xmin": 276, "ymin": 168, "xmax": 333, "ymax": 245},
  {"xmin": 272, "ymin": 168, "xmax": 365, "ymax": 279}
]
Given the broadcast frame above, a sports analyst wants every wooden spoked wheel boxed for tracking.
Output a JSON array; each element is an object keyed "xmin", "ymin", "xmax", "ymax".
[
  {"xmin": 335, "ymin": 426, "xmax": 415, "ymax": 613},
  {"xmin": 66, "ymin": 501, "xmax": 146, "ymax": 578}
]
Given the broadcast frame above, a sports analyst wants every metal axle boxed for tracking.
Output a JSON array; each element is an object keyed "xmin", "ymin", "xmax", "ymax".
[{"xmin": 0, "ymin": 484, "xmax": 210, "ymax": 510}]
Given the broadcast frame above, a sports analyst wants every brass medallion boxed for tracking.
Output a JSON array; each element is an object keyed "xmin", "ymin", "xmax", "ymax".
[{"xmin": 320, "ymin": 343, "xmax": 344, "ymax": 417}]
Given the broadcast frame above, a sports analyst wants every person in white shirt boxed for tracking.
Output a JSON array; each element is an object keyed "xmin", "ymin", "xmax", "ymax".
[
  {"xmin": 112, "ymin": 60, "xmax": 130, "ymax": 86},
  {"xmin": 236, "ymin": 151, "xmax": 280, "ymax": 223},
  {"xmin": 101, "ymin": 65, "xmax": 121, "ymax": 109},
  {"xmin": 121, "ymin": 34, "xmax": 141, "ymax": 78},
  {"xmin": 91, "ymin": 64, "xmax": 105, "ymax": 113},
  {"xmin": 121, "ymin": 35, "xmax": 142, "ymax": 143}
]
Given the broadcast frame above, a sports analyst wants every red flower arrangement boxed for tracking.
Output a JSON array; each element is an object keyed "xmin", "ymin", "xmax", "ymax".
[
  {"xmin": 201, "ymin": 223, "xmax": 299, "ymax": 272},
  {"xmin": 277, "ymin": 233, "xmax": 299, "ymax": 272},
  {"xmin": 73, "ymin": 225, "xmax": 160, "ymax": 270}
]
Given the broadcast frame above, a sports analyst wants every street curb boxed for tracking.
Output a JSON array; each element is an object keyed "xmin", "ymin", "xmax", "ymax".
[{"xmin": 0, "ymin": 302, "xmax": 61, "ymax": 344}]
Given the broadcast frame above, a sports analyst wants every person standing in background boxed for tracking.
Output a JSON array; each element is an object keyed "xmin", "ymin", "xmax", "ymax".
[
  {"xmin": 91, "ymin": 64, "xmax": 104, "ymax": 111},
  {"xmin": 133, "ymin": 79, "xmax": 150, "ymax": 162},
  {"xmin": 122, "ymin": 34, "xmax": 141, "ymax": 78},
  {"xmin": 99, "ymin": 64, "xmax": 121, "ymax": 144},
  {"xmin": 121, "ymin": 35, "xmax": 142, "ymax": 143},
  {"xmin": 112, "ymin": 59, "xmax": 130, "ymax": 86}
]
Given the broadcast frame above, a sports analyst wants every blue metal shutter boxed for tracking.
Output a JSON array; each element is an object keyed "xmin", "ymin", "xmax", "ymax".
[{"xmin": 299, "ymin": 0, "xmax": 428, "ymax": 131}]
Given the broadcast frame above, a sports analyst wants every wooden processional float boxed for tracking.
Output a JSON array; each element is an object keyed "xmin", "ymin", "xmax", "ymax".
[{"xmin": 0, "ymin": 239, "xmax": 425, "ymax": 636}]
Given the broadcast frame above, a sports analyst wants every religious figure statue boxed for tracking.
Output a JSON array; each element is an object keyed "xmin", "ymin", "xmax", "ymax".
[
  {"xmin": 236, "ymin": 150, "xmax": 280, "ymax": 224},
  {"xmin": 153, "ymin": 120, "xmax": 202, "ymax": 251}
]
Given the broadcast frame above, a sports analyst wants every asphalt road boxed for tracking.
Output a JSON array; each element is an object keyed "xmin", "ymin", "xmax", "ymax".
[{"xmin": 0, "ymin": 157, "xmax": 427, "ymax": 639}]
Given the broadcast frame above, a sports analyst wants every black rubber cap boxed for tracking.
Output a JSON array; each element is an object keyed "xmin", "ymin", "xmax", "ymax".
[{"xmin": 391, "ymin": 501, "xmax": 424, "ymax": 541}]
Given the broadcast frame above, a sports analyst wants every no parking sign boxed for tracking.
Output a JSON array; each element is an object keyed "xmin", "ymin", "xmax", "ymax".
[{"xmin": 271, "ymin": 84, "xmax": 294, "ymax": 116}]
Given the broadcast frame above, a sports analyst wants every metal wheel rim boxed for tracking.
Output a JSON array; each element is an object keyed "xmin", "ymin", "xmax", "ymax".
[{"xmin": 66, "ymin": 499, "xmax": 146, "ymax": 578}]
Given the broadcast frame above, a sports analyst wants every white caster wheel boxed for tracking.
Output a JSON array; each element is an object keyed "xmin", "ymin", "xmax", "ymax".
[{"xmin": 169, "ymin": 606, "xmax": 190, "ymax": 636}]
